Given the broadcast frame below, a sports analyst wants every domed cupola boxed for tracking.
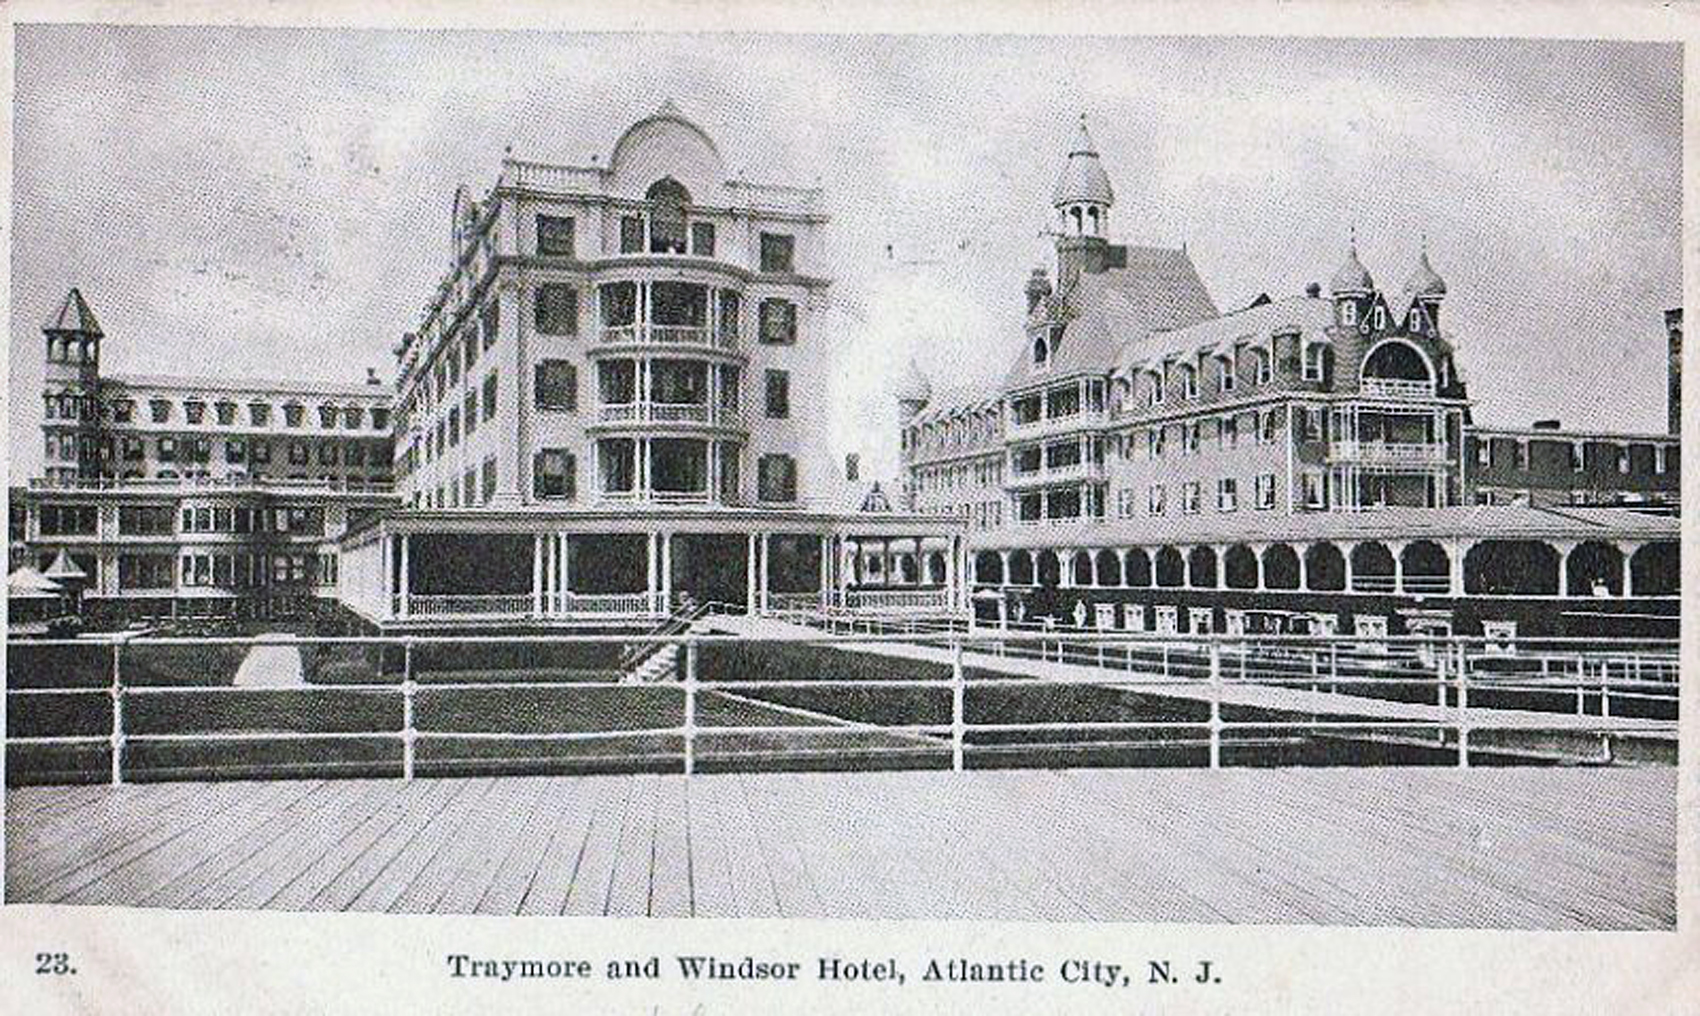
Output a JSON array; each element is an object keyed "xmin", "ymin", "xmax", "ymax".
[
  {"xmin": 1402, "ymin": 249, "xmax": 1447, "ymax": 300},
  {"xmin": 1329, "ymin": 243, "xmax": 1374, "ymax": 296},
  {"xmin": 1328, "ymin": 239, "xmax": 1375, "ymax": 330},
  {"xmin": 1051, "ymin": 114, "xmax": 1114, "ymax": 238},
  {"xmin": 1401, "ymin": 247, "xmax": 1446, "ymax": 333}
]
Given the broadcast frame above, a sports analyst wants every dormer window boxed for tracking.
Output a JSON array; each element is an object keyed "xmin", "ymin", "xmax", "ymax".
[
  {"xmin": 1218, "ymin": 354, "xmax": 1236, "ymax": 392},
  {"xmin": 1031, "ymin": 335, "xmax": 1049, "ymax": 369},
  {"xmin": 1302, "ymin": 343, "xmax": 1331, "ymax": 383},
  {"xmin": 1179, "ymin": 363, "xmax": 1199, "ymax": 400}
]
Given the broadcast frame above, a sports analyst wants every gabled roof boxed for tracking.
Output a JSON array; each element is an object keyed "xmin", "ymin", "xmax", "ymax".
[
  {"xmin": 1005, "ymin": 246, "xmax": 1218, "ymax": 391},
  {"xmin": 1116, "ymin": 294, "xmax": 1334, "ymax": 373},
  {"xmin": 44, "ymin": 288, "xmax": 103, "ymax": 336}
]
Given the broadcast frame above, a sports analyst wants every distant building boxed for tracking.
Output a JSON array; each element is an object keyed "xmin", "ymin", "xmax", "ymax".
[
  {"xmin": 15, "ymin": 289, "xmax": 396, "ymax": 622},
  {"xmin": 899, "ymin": 116, "xmax": 1680, "ymax": 637}
]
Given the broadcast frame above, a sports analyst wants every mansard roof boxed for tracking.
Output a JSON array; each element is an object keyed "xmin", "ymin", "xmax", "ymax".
[
  {"xmin": 1004, "ymin": 246, "xmax": 1218, "ymax": 391},
  {"xmin": 1116, "ymin": 294, "xmax": 1335, "ymax": 373}
]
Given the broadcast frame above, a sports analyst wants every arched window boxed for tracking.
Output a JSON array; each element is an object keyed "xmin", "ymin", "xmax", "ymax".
[
  {"xmin": 1069, "ymin": 207, "xmax": 1083, "ymax": 233},
  {"xmin": 645, "ymin": 177, "xmax": 690, "ymax": 254},
  {"xmin": 1361, "ymin": 340, "xmax": 1433, "ymax": 383},
  {"xmin": 1032, "ymin": 336, "xmax": 1049, "ymax": 368},
  {"xmin": 1302, "ymin": 342, "xmax": 1333, "ymax": 384}
]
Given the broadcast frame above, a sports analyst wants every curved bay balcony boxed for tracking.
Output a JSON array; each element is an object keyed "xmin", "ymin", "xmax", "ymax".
[
  {"xmin": 592, "ymin": 400, "xmax": 747, "ymax": 432},
  {"xmin": 593, "ymin": 323, "xmax": 741, "ymax": 356}
]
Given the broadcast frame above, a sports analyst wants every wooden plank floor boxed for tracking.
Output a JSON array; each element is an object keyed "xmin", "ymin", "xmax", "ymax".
[{"xmin": 5, "ymin": 768, "xmax": 1675, "ymax": 929}]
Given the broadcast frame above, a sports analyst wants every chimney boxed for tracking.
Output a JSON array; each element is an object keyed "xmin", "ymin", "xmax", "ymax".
[
  {"xmin": 1305, "ymin": 282, "xmax": 1322, "ymax": 298},
  {"xmin": 1025, "ymin": 267, "xmax": 1052, "ymax": 314},
  {"xmin": 365, "ymin": 367, "xmax": 381, "ymax": 386}
]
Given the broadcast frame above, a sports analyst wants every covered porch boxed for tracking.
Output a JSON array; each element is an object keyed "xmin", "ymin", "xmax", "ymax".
[{"xmin": 336, "ymin": 508, "xmax": 968, "ymax": 627}]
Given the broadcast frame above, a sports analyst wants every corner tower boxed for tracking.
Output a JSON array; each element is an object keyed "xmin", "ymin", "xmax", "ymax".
[{"xmin": 1051, "ymin": 115, "xmax": 1116, "ymax": 293}]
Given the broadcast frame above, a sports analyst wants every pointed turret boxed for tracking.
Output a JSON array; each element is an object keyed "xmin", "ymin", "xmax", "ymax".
[
  {"xmin": 44, "ymin": 288, "xmax": 103, "ymax": 337},
  {"xmin": 1051, "ymin": 115, "xmax": 1115, "ymax": 210},
  {"xmin": 1401, "ymin": 247, "xmax": 1446, "ymax": 333},
  {"xmin": 895, "ymin": 358, "xmax": 932, "ymax": 421},
  {"xmin": 1329, "ymin": 244, "xmax": 1374, "ymax": 296}
]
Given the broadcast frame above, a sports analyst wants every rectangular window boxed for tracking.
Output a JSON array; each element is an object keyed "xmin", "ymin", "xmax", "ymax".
[
  {"xmin": 1147, "ymin": 484, "xmax": 1165, "ymax": 516},
  {"xmin": 1656, "ymin": 444, "xmax": 1669, "ymax": 474},
  {"xmin": 113, "ymin": 399, "xmax": 134, "ymax": 423},
  {"xmin": 482, "ymin": 372, "xmax": 497, "ymax": 420},
  {"xmin": 759, "ymin": 299, "xmax": 797, "ymax": 344},
  {"xmin": 764, "ymin": 370, "xmax": 790, "ymax": 418},
  {"xmin": 1255, "ymin": 473, "xmax": 1276, "ymax": 510},
  {"xmin": 481, "ymin": 301, "xmax": 500, "ymax": 350},
  {"xmin": 1476, "ymin": 441, "xmax": 1491, "ymax": 467},
  {"xmin": 1261, "ymin": 409, "xmax": 1280, "ymax": 444},
  {"xmin": 151, "ymin": 399, "xmax": 171, "ymax": 423},
  {"xmin": 1117, "ymin": 487, "xmax": 1137, "ymax": 518},
  {"xmin": 759, "ymin": 233, "xmax": 795, "ymax": 273},
  {"xmin": 535, "ymin": 284, "xmax": 578, "ymax": 336},
  {"xmin": 1185, "ymin": 423, "xmax": 1201, "ymax": 455},
  {"xmin": 1217, "ymin": 478, "xmax": 1238, "ymax": 512},
  {"xmin": 158, "ymin": 437, "xmax": 177, "ymax": 462},
  {"xmin": 284, "ymin": 404, "xmax": 304, "ymax": 427},
  {"xmin": 251, "ymin": 440, "xmax": 271, "ymax": 464},
  {"xmin": 757, "ymin": 454, "xmax": 798, "ymax": 502},
  {"xmin": 463, "ymin": 391, "xmax": 477, "ymax": 435},
  {"xmin": 1512, "ymin": 440, "xmax": 1528, "ymax": 471},
  {"xmin": 1615, "ymin": 445, "xmax": 1630, "ymax": 474},
  {"xmin": 1569, "ymin": 443, "xmax": 1584, "ymax": 473},
  {"xmin": 1219, "ymin": 355, "xmax": 1236, "ymax": 392},
  {"xmin": 215, "ymin": 401, "xmax": 237, "ymax": 425},
  {"xmin": 481, "ymin": 457, "xmax": 497, "ymax": 503},
  {"xmin": 1303, "ymin": 472, "xmax": 1326, "ymax": 509},
  {"xmin": 532, "ymin": 448, "xmax": 575, "ymax": 499},
  {"xmin": 318, "ymin": 442, "xmax": 338, "ymax": 465},
  {"xmin": 39, "ymin": 504, "xmax": 98, "ymax": 536},
  {"xmin": 184, "ymin": 400, "xmax": 206, "ymax": 424},
  {"xmin": 534, "ymin": 360, "xmax": 577, "ymax": 411},
  {"xmin": 690, "ymin": 221, "xmax": 716, "ymax": 257},
  {"xmin": 620, "ymin": 215, "xmax": 644, "ymax": 254},
  {"xmin": 226, "ymin": 439, "xmax": 246, "ymax": 464},
  {"xmin": 536, "ymin": 214, "xmax": 575, "ymax": 256},
  {"xmin": 1183, "ymin": 481, "xmax": 1201, "ymax": 514}
]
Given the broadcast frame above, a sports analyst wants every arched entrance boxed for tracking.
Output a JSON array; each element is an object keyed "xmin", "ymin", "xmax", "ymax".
[
  {"xmin": 1629, "ymin": 541, "xmax": 1678, "ymax": 596},
  {"xmin": 1304, "ymin": 543, "xmax": 1346, "ymax": 592},
  {"xmin": 1400, "ymin": 540, "xmax": 1451, "ymax": 595},
  {"xmin": 1350, "ymin": 542, "xmax": 1396, "ymax": 593},
  {"xmin": 1465, "ymin": 540, "xmax": 1559, "ymax": 595},
  {"xmin": 1187, "ymin": 546, "xmax": 1218, "ymax": 588},
  {"xmin": 1223, "ymin": 545, "xmax": 1259, "ymax": 590},
  {"xmin": 1124, "ymin": 548, "xmax": 1152, "ymax": 588},
  {"xmin": 1262, "ymin": 544, "xmax": 1300, "ymax": 590},
  {"xmin": 974, "ymin": 551, "xmax": 1004, "ymax": 586},
  {"xmin": 1565, "ymin": 541, "xmax": 1623, "ymax": 596},
  {"xmin": 1154, "ymin": 547, "xmax": 1185, "ymax": 588},
  {"xmin": 1036, "ymin": 550, "xmax": 1061, "ymax": 588}
]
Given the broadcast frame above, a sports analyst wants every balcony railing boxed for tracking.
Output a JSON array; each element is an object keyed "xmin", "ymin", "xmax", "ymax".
[
  {"xmin": 596, "ymin": 402, "xmax": 745, "ymax": 429},
  {"xmin": 1329, "ymin": 441, "xmax": 1450, "ymax": 465},
  {"xmin": 1006, "ymin": 408, "xmax": 1107, "ymax": 435},
  {"xmin": 597, "ymin": 325, "xmax": 739, "ymax": 352},
  {"xmin": 1006, "ymin": 459, "xmax": 1104, "ymax": 488},
  {"xmin": 1359, "ymin": 378, "xmax": 1437, "ymax": 400}
]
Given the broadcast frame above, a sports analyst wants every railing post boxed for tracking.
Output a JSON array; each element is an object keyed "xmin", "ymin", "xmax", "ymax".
[
  {"xmin": 1455, "ymin": 640, "xmax": 1469, "ymax": 768},
  {"xmin": 109, "ymin": 641, "xmax": 125, "ymax": 786},
  {"xmin": 951, "ymin": 638, "xmax": 965, "ymax": 773},
  {"xmin": 1208, "ymin": 639, "xmax": 1223, "ymax": 770},
  {"xmin": 683, "ymin": 638, "xmax": 697, "ymax": 776},
  {"xmin": 402, "ymin": 638, "xmax": 416, "ymax": 782}
]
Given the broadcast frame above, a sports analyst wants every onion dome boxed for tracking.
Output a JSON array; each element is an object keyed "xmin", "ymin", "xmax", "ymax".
[
  {"xmin": 1328, "ymin": 244, "xmax": 1374, "ymax": 296},
  {"xmin": 1051, "ymin": 115, "xmax": 1115, "ymax": 208},
  {"xmin": 895, "ymin": 358, "xmax": 932, "ymax": 404},
  {"xmin": 1402, "ymin": 250, "xmax": 1447, "ymax": 300}
]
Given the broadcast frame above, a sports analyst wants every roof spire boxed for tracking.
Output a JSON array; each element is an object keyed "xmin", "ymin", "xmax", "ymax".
[{"xmin": 1052, "ymin": 112, "xmax": 1114, "ymax": 208}]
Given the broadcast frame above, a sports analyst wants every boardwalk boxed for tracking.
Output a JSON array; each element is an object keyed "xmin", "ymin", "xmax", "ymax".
[{"xmin": 6, "ymin": 767, "xmax": 1674, "ymax": 928}]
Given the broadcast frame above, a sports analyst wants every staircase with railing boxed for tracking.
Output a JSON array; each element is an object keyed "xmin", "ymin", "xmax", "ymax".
[{"xmin": 619, "ymin": 598, "xmax": 725, "ymax": 682}]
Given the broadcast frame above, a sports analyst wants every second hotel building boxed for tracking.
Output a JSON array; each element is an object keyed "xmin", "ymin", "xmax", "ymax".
[{"xmin": 338, "ymin": 103, "xmax": 960, "ymax": 624}]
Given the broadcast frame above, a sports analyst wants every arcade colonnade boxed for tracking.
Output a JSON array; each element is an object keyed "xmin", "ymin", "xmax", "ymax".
[{"xmin": 969, "ymin": 536, "xmax": 1680, "ymax": 599}]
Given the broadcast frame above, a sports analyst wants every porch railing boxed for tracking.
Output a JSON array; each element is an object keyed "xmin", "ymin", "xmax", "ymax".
[
  {"xmin": 4, "ymin": 632, "xmax": 1676, "ymax": 786},
  {"xmin": 1359, "ymin": 378, "xmax": 1436, "ymax": 400}
]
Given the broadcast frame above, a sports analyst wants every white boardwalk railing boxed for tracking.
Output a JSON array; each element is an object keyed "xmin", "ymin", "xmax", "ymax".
[{"xmin": 5, "ymin": 632, "xmax": 1677, "ymax": 786}]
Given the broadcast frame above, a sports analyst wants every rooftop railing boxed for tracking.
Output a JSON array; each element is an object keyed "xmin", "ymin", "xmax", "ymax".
[
  {"xmin": 5, "ymin": 630, "xmax": 1674, "ymax": 786},
  {"xmin": 26, "ymin": 475, "xmax": 396, "ymax": 495},
  {"xmin": 1359, "ymin": 378, "xmax": 1437, "ymax": 400}
]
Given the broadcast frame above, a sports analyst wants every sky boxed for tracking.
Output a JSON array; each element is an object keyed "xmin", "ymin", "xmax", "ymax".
[{"xmin": 7, "ymin": 29, "xmax": 1682, "ymax": 480}]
